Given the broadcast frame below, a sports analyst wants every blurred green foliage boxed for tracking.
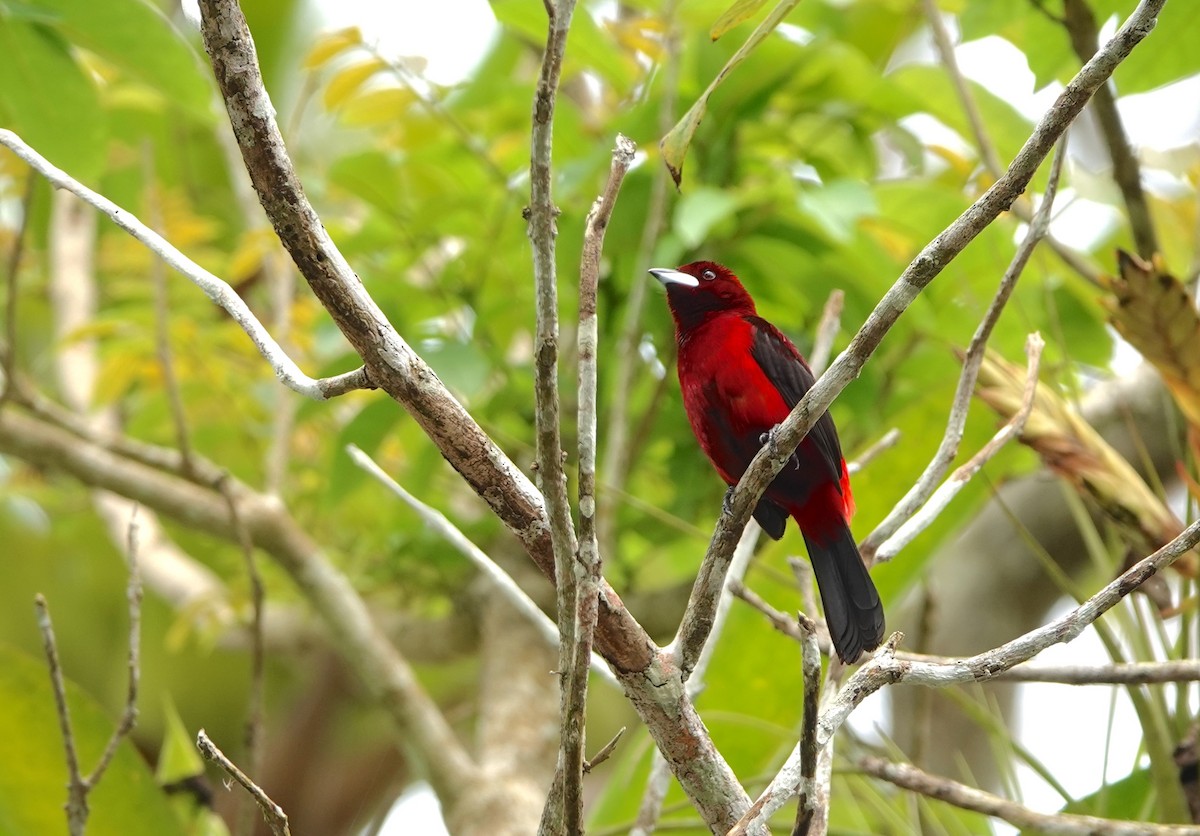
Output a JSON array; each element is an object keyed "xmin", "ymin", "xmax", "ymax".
[{"xmin": 0, "ymin": 0, "xmax": 1197, "ymax": 832}]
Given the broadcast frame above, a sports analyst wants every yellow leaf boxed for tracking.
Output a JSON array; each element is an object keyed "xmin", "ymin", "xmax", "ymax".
[
  {"xmin": 304, "ymin": 27, "xmax": 362, "ymax": 70},
  {"xmin": 710, "ymin": 0, "xmax": 771, "ymax": 41},
  {"xmin": 339, "ymin": 87, "xmax": 418, "ymax": 127},
  {"xmin": 323, "ymin": 57, "xmax": 388, "ymax": 109},
  {"xmin": 605, "ymin": 18, "xmax": 665, "ymax": 59},
  {"xmin": 227, "ymin": 228, "xmax": 278, "ymax": 284},
  {"xmin": 859, "ymin": 218, "xmax": 913, "ymax": 262}
]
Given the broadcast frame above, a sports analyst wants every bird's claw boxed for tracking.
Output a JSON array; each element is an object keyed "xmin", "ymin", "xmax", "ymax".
[
  {"xmin": 722, "ymin": 485, "xmax": 736, "ymax": 516},
  {"xmin": 760, "ymin": 425, "xmax": 801, "ymax": 470}
]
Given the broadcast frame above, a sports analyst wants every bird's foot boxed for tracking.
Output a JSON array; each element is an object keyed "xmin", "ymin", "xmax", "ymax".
[
  {"xmin": 722, "ymin": 485, "xmax": 736, "ymax": 516},
  {"xmin": 759, "ymin": 425, "xmax": 800, "ymax": 470}
]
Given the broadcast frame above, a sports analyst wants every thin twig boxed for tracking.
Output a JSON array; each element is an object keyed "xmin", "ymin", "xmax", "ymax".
[
  {"xmin": 921, "ymin": 0, "xmax": 1003, "ymax": 175},
  {"xmin": 218, "ymin": 477, "xmax": 266, "ymax": 836},
  {"xmin": 806, "ymin": 659, "xmax": 846, "ymax": 836},
  {"xmin": 34, "ymin": 509, "xmax": 144, "ymax": 836},
  {"xmin": 921, "ymin": 0, "xmax": 1105, "ymax": 286},
  {"xmin": 0, "ymin": 171, "xmax": 35, "ymax": 405},
  {"xmin": 346, "ymin": 444, "xmax": 618, "ymax": 687},
  {"xmin": 526, "ymin": 3, "xmax": 583, "ymax": 831},
  {"xmin": 845, "ymin": 428, "xmax": 901, "ymax": 476},
  {"xmin": 583, "ymin": 726, "xmax": 626, "ymax": 774},
  {"xmin": 348, "ymin": 445, "xmax": 617, "ymax": 681},
  {"xmin": 875, "ymin": 332, "xmax": 1045, "ymax": 562},
  {"xmin": 729, "ymin": 579, "xmax": 828, "ymax": 653},
  {"xmin": 861, "ymin": 137, "xmax": 1067, "ymax": 561},
  {"xmin": 735, "ymin": 583, "xmax": 1200, "ymax": 684},
  {"xmin": 738, "ymin": 514, "xmax": 1200, "ymax": 828},
  {"xmin": 1061, "ymin": 0, "xmax": 1159, "ymax": 260},
  {"xmin": 143, "ymin": 144, "xmax": 195, "ymax": 475},
  {"xmin": 197, "ymin": 729, "xmax": 291, "ymax": 836},
  {"xmin": 549, "ymin": 132, "xmax": 637, "ymax": 833},
  {"xmin": 0, "ymin": 130, "xmax": 373, "ymax": 402},
  {"xmin": 807, "ymin": 290, "xmax": 844, "ymax": 377},
  {"xmin": 87, "ymin": 508, "xmax": 143, "ymax": 787},
  {"xmin": 859, "ymin": 756, "xmax": 1193, "ymax": 835},
  {"xmin": 793, "ymin": 614, "xmax": 821, "ymax": 835},
  {"xmin": 599, "ymin": 0, "xmax": 679, "ymax": 559},
  {"xmin": 35, "ymin": 595, "xmax": 86, "ymax": 835}
]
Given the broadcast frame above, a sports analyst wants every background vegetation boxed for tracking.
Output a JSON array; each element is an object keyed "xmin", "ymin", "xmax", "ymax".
[{"xmin": 0, "ymin": 0, "xmax": 1197, "ymax": 833}]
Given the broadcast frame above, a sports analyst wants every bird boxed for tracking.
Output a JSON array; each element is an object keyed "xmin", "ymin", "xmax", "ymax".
[{"xmin": 649, "ymin": 260, "xmax": 884, "ymax": 663}]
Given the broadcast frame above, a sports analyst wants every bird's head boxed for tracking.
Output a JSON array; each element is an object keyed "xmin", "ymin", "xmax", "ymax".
[{"xmin": 648, "ymin": 261, "xmax": 756, "ymax": 332}]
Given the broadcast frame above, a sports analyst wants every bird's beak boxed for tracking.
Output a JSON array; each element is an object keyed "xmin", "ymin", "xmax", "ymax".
[{"xmin": 648, "ymin": 267, "xmax": 699, "ymax": 288}]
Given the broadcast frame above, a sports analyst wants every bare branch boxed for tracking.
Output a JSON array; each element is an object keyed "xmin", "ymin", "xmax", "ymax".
[
  {"xmin": 86, "ymin": 509, "xmax": 142, "ymax": 788},
  {"xmin": 34, "ymin": 595, "xmax": 86, "ymax": 835},
  {"xmin": 845, "ymin": 428, "xmax": 901, "ymax": 476},
  {"xmin": 546, "ymin": 132, "xmax": 637, "ymax": 834},
  {"xmin": 859, "ymin": 756, "xmax": 1191, "ymax": 835},
  {"xmin": 673, "ymin": 0, "xmax": 1164, "ymax": 670},
  {"xmin": 862, "ymin": 137, "xmax": 1066, "ymax": 561},
  {"xmin": 636, "ymin": 522, "xmax": 763, "ymax": 834},
  {"xmin": 921, "ymin": 0, "xmax": 1106, "ymax": 286},
  {"xmin": 218, "ymin": 476, "xmax": 266, "ymax": 836},
  {"xmin": 197, "ymin": 729, "xmax": 291, "ymax": 836},
  {"xmin": 599, "ymin": 0, "xmax": 680, "ymax": 542},
  {"xmin": 525, "ymin": 5, "xmax": 584, "ymax": 830},
  {"xmin": 0, "ymin": 171, "xmax": 34, "ymax": 404},
  {"xmin": 1061, "ymin": 0, "xmax": 1159, "ymax": 259},
  {"xmin": 0, "ymin": 406, "xmax": 480, "ymax": 808},
  {"xmin": 736, "ymin": 585, "xmax": 1200, "ymax": 684},
  {"xmin": 741, "ymin": 514, "xmax": 1200, "ymax": 827},
  {"xmin": 195, "ymin": 0, "xmax": 660, "ymax": 697},
  {"xmin": 0, "ymin": 131, "xmax": 372, "ymax": 401},
  {"xmin": 527, "ymin": 14, "xmax": 583, "ymax": 819},
  {"xmin": 807, "ymin": 290, "xmax": 844, "ymax": 378},
  {"xmin": 143, "ymin": 144, "xmax": 195, "ymax": 474},
  {"xmin": 875, "ymin": 332, "xmax": 1045, "ymax": 562},
  {"xmin": 346, "ymin": 443, "xmax": 618, "ymax": 688},
  {"xmin": 193, "ymin": 17, "xmax": 748, "ymax": 815},
  {"xmin": 793, "ymin": 615, "xmax": 821, "ymax": 835}
]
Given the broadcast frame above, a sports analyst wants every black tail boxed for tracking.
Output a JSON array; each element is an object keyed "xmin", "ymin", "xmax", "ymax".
[{"xmin": 802, "ymin": 523, "xmax": 885, "ymax": 664}]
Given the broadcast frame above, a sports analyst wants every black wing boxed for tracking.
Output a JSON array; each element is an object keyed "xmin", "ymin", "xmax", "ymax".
[{"xmin": 747, "ymin": 316, "xmax": 845, "ymax": 490}]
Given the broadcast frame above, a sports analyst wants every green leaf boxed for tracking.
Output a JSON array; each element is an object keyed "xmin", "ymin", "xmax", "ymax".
[
  {"xmin": 6, "ymin": 0, "xmax": 213, "ymax": 120},
  {"xmin": 0, "ymin": 18, "xmax": 105, "ymax": 178},
  {"xmin": 710, "ymin": 0, "xmax": 770, "ymax": 41},
  {"xmin": 660, "ymin": 0, "xmax": 803, "ymax": 186},
  {"xmin": 0, "ymin": 643, "xmax": 185, "ymax": 835},
  {"xmin": 1059, "ymin": 768, "xmax": 1153, "ymax": 821},
  {"xmin": 797, "ymin": 179, "xmax": 877, "ymax": 244},
  {"xmin": 155, "ymin": 695, "xmax": 203, "ymax": 786},
  {"xmin": 890, "ymin": 64, "xmax": 1033, "ymax": 167},
  {"xmin": 422, "ymin": 339, "xmax": 493, "ymax": 402},
  {"xmin": 491, "ymin": 0, "xmax": 635, "ymax": 89},
  {"xmin": 1112, "ymin": 0, "xmax": 1200, "ymax": 94},
  {"xmin": 328, "ymin": 397, "xmax": 401, "ymax": 499},
  {"xmin": 673, "ymin": 186, "xmax": 740, "ymax": 247}
]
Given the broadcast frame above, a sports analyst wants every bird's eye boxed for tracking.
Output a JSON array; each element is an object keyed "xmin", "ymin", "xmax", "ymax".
[{"xmin": 702, "ymin": 269, "xmax": 716, "ymax": 281}]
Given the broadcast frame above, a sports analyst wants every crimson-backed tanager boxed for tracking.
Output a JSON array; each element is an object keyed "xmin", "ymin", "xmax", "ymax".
[{"xmin": 650, "ymin": 261, "xmax": 885, "ymax": 663}]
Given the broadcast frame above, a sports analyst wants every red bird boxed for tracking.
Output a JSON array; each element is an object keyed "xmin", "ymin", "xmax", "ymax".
[{"xmin": 650, "ymin": 261, "xmax": 884, "ymax": 663}]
